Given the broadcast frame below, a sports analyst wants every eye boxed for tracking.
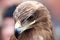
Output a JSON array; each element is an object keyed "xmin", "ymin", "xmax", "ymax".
[
  {"xmin": 21, "ymin": 14, "xmax": 35, "ymax": 26},
  {"xmin": 27, "ymin": 15, "xmax": 35, "ymax": 22}
]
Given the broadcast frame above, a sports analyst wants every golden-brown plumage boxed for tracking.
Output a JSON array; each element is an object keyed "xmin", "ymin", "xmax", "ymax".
[{"xmin": 10, "ymin": 1, "xmax": 55, "ymax": 40}]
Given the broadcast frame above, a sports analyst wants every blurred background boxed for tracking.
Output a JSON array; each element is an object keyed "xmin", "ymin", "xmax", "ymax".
[{"xmin": 0, "ymin": 0, "xmax": 60, "ymax": 40}]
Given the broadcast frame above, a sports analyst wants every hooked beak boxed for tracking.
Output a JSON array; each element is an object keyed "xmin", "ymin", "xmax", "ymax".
[{"xmin": 15, "ymin": 20, "xmax": 36, "ymax": 37}]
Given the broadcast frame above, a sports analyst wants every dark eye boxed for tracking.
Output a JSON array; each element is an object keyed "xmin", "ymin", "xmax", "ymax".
[
  {"xmin": 20, "ymin": 13, "xmax": 36, "ymax": 27},
  {"xmin": 27, "ymin": 14, "xmax": 35, "ymax": 22}
]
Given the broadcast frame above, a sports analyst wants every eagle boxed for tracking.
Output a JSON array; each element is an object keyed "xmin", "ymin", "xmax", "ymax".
[{"xmin": 10, "ymin": 1, "xmax": 55, "ymax": 40}]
